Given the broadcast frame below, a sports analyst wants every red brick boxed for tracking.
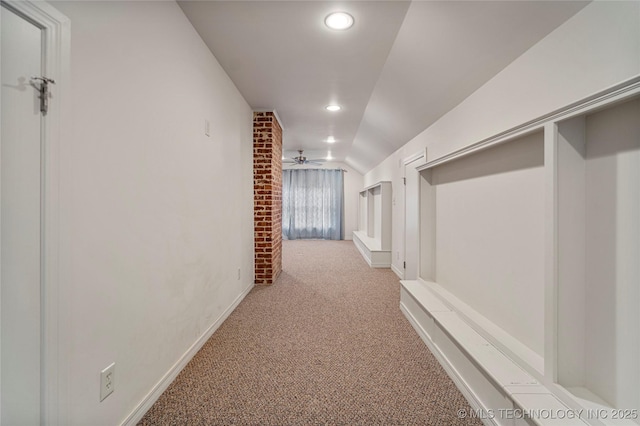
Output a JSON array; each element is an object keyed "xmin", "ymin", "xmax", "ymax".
[{"xmin": 253, "ymin": 111, "xmax": 282, "ymax": 286}]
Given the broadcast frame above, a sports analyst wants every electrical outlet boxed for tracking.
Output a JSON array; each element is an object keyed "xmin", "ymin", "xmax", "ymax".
[{"xmin": 100, "ymin": 362, "xmax": 115, "ymax": 402}]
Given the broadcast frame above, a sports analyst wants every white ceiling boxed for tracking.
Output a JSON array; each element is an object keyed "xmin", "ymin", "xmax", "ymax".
[{"xmin": 179, "ymin": 1, "xmax": 588, "ymax": 174}]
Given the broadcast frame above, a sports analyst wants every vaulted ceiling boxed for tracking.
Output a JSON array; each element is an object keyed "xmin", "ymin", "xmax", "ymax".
[{"xmin": 179, "ymin": 1, "xmax": 588, "ymax": 174}]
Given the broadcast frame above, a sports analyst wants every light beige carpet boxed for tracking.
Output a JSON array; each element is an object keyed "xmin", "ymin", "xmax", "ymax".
[{"xmin": 139, "ymin": 240, "xmax": 481, "ymax": 425}]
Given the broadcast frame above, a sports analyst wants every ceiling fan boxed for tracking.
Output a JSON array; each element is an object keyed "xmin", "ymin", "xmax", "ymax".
[{"xmin": 283, "ymin": 150, "xmax": 326, "ymax": 166}]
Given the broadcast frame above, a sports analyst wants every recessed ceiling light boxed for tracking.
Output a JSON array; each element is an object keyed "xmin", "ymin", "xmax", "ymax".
[
  {"xmin": 326, "ymin": 105, "xmax": 341, "ymax": 112},
  {"xmin": 325, "ymin": 12, "xmax": 354, "ymax": 30},
  {"xmin": 326, "ymin": 152, "xmax": 333, "ymax": 160},
  {"xmin": 326, "ymin": 136, "xmax": 336, "ymax": 143}
]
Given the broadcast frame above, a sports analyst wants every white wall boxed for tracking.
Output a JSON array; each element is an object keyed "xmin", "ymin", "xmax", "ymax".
[
  {"xmin": 52, "ymin": 2, "xmax": 254, "ymax": 424},
  {"xmin": 583, "ymin": 99, "xmax": 639, "ymax": 409},
  {"xmin": 432, "ymin": 132, "xmax": 545, "ymax": 356},
  {"xmin": 366, "ymin": 1, "xmax": 640, "ymax": 182},
  {"xmin": 366, "ymin": 1, "xmax": 640, "ymax": 187},
  {"xmin": 364, "ymin": 2, "xmax": 640, "ymax": 278},
  {"xmin": 283, "ymin": 162, "xmax": 363, "ymax": 240},
  {"xmin": 364, "ymin": 0, "xmax": 639, "ymax": 352}
]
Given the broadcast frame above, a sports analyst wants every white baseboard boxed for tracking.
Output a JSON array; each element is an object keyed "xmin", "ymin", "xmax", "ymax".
[
  {"xmin": 391, "ymin": 263, "xmax": 404, "ymax": 279},
  {"xmin": 121, "ymin": 283, "xmax": 254, "ymax": 426}
]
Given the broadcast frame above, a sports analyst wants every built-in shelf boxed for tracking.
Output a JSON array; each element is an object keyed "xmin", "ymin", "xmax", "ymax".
[
  {"xmin": 402, "ymin": 76, "xmax": 640, "ymax": 425},
  {"xmin": 554, "ymin": 97, "xmax": 639, "ymax": 414},
  {"xmin": 353, "ymin": 181, "xmax": 392, "ymax": 268}
]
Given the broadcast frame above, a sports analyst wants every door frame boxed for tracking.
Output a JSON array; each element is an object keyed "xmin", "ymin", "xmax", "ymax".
[
  {"xmin": 402, "ymin": 149, "xmax": 426, "ymax": 281},
  {"xmin": 0, "ymin": 1, "xmax": 69, "ymax": 424}
]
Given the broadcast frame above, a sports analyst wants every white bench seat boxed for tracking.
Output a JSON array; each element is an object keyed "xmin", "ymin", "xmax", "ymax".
[
  {"xmin": 353, "ymin": 230, "xmax": 391, "ymax": 268},
  {"xmin": 400, "ymin": 279, "xmax": 591, "ymax": 426}
]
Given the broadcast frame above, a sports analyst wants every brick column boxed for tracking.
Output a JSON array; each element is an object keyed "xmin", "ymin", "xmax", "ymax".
[{"xmin": 253, "ymin": 112, "xmax": 282, "ymax": 285}]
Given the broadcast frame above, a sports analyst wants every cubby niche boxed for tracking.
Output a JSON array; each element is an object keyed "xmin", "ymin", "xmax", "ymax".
[
  {"xmin": 418, "ymin": 129, "xmax": 547, "ymax": 373},
  {"xmin": 400, "ymin": 77, "xmax": 640, "ymax": 425},
  {"xmin": 555, "ymin": 97, "xmax": 639, "ymax": 414},
  {"xmin": 353, "ymin": 181, "xmax": 392, "ymax": 268}
]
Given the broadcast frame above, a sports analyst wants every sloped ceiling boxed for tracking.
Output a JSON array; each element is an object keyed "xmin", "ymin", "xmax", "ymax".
[{"xmin": 179, "ymin": 1, "xmax": 588, "ymax": 174}]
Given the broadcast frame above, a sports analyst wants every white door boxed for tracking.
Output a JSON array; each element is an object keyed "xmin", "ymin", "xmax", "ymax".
[
  {"xmin": 1, "ymin": 4, "xmax": 44, "ymax": 424},
  {"xmin": 404, "ymin": 158, "xmax": 421, "ymax": 280}
]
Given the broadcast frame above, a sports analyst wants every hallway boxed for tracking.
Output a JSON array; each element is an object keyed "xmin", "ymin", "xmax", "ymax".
[{"xmin": 139, "ymin": 240, "xmax": 480, "ymax": 425}]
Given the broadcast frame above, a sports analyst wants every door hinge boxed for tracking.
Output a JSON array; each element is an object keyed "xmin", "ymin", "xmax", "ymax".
[
  {"xmin": 31, "ymin": 76, "xmax": 55, "ymax": 115},
  {"xmin": 403, "ymin": 177, "xmax": 406, "ymax": 185},
  {"xmin": 403, "ymin": 261, "xmax": 406, "ymax": 269}
]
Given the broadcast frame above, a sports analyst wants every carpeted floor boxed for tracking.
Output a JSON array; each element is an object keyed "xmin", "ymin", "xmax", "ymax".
[{"xmin": 139, "ymin": 240, "xmax": 481, "ymax": 425}]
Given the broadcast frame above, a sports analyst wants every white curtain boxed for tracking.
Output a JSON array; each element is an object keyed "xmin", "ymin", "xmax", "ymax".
[{"xmin": 282, "ymin": 169, "xmax": 344, "ymax": 240}]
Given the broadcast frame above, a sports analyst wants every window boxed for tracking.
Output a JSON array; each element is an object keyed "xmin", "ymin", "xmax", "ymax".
[{"xmin": 282, "ymin": 169, "xmax": 344, "ymax": 240}]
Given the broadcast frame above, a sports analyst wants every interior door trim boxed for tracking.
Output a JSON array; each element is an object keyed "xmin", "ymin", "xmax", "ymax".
[{"xmin": 1, "ymin": 1, "xmax": 69, "ymax": 424}]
